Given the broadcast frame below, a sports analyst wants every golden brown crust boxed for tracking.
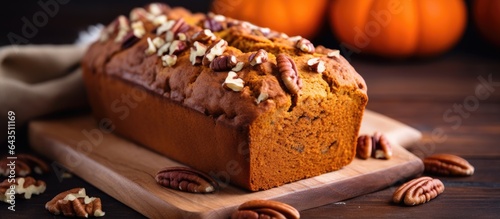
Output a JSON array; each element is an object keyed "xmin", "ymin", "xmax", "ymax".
[{"xmin": 82, "ymin": 3, "xmax": 368, "ymax": 191}]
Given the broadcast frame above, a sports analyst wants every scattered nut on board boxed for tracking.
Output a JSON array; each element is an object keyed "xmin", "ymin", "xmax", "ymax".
[
  {"xmin": 393, "ymin": 176, "xmax": 445, "ymax": 206},
  {"xmin": 231, "ymin": 199, "xmax": 300, "ymax": 219},
  {"xmin": 356, "ymin": 132, "xmax": 393, "ymax": 160}
]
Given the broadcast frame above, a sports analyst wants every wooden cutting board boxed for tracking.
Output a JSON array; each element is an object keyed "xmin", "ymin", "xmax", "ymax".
[{"xmin": 29, "ymin": 110, "xmax": 423, "ymax": 219}]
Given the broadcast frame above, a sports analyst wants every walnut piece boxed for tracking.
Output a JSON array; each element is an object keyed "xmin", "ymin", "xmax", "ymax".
[
  {"xmin": 46, "ymin": 188, "xmax": 105, "ymax": 218},
  {"xmin": 223, "ymin": 71, "xmax": 245, "ymax": 92},
  {"xmin": 232, "ymin": 200, "xmax": 300, "ymax": 219},
  {"xmin": 423, "ymin": 154, "xmax": 474, "ymax": 176},
  {"xmin": 1, "ymin": 177, "xmax": 46, "ymax": 203},
  {"xmin": 393, "ymin": 176, "xmax": 445, "ymax": 206},
  {"xmin": 277, "ymin": 53, "xmax": 302, "ymax": 95},
  {"xmin": 155, "ymin": 166, "xmax": 219, "ymax": 193}
]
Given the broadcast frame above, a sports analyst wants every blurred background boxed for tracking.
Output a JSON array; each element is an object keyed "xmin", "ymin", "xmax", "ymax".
[{"xmin": 1, "ymin": 0, "xmax": 499, "ymax": 61}]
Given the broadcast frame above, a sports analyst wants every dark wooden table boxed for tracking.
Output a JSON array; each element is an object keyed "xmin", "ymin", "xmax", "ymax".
[{"xmin": 2, "ymin": 52, "xmax": 499, "ymax": 218}]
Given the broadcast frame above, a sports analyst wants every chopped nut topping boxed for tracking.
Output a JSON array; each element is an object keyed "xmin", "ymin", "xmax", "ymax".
[
  {"xmin": 157, "ymin": 42, "xmax": 171, "ymax": 56},
  {"xmin": 203, "ymin": 17, "xmax": 224, "ymax": 32},
  {"xmin": 177, "ymin": 33, "xmax": 187, "ymax": 41},
  {"xmin": 296, "ymin": 38, "xmax": 315, "ymax": 53},
  {"xmin": 129, "ymin": 7, "xmax": 154, "ymax": 22},
  {"xmin": 288, "ymin": 35, "xmax": 302, "ymax": 43},
  {"xmin": 327, "ymin": 50, "xmax": 340, "ymax": 58},
  {"xmin": 148, "ymin": 3, "xmax": 164, "ymax": 16},
  {"xmin": 210, "ymin": 55, "xmax": 238, "ymax": 71},
  {"xmin": 211, "ymin": 13, "xmax": 226, "ymax": 22},
  {"xmin": 191, "ymin": 29, "xmax": 216, "ymax": 43},
  {"xmin": 204, "ymin": 39, "xmax": 228, "ymax": 65},
  {"xmin": 260, "ymin": 27, "xmax": 271, "ymax": 36},
  {"xmin": 307, "ymin": 58, "xmax": 326, "ymax": 74},
  {"xmin": 241, "ymin": 21, "xmax": 259, "ymax": 31},
  {"xmin": 249, "ymin": 49, "xmax": 268, "ymax": 66},
  {"xmin": 161, "ymin": 54, "xmax": 177, "ymax": 67},
  {"xmin": 145, "ymin": 37, "xmax": 157, "ymax": 55},
  {"xmin": 156, "ymin": 20, "xmax": 176, "ymax": 35},
  {"xmin": 189, "ymin": 41, "xmax": 208, "ymax": 65},
  {"xmin": 121, "ymin": 32, "xmax": 139, "ymax": 49},
  {"xmin": 114, "ymin": 15, "xmax": 130, "ymax": 42},
  {"xmin": 152, "ymin": 15, "xmax": 168, "ymax": 26},
  {"xmin": 223, "ymin": 71, "xmax": 244, "ymax": 92},
  {"xmin": 168, "ymin": 40, "xmax": 187, "ymax": 55},
  {"xmin": 131, "ymin": 21, "xmax": 145, "ymax": 38},
  {"xmin": 165, "ymin": 30, "xmax": 175, "ymax": 42},
  {"xmin": 152, "ymin": 37, "xmax": 165, "ymax": 48},
  {"xmin": 232, "ymin": 62, "xmax": 245, "ymax": 72},
  {"xmin": 170, "ymin": 18, "xmax": 190, "ymax": 34}
]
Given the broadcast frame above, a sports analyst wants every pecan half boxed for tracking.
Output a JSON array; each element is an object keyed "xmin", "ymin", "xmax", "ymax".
[
  {"xmin": 277, "ymin": 53, "xmax": 302, "ymax": 95},
  {"xmin": 232, "ymin": 200, "xmax": 300, "ymax": 219},
  {"xmin": 356, "ymin": 133, "xmax": 392, "ymax": 160},
  {"xmin": 46, "ymin": 188, "xmax": 105, "ymax": 217},
  {"xmin": 155, "ymin": 166, "xmax": 219, "ymax": 193},
  {"xmin": 356, "ymin": 135, "xmax": 372, "ymax": 159},
  {"xmin": 423, "ymin": 154, "xmax": 475, "ymax": 176},
  {"xmin": 393, "ymin": 176, "xmax": 445, "ymax": 206},
  {"xmin": 1, "ymin": 177, "xmax": 46, "ymax": 203},
  {"xmin": 210, "ymin": 55, "xmax": 238, "ymax": 71},
  {"xmin": 372, "ymin": 132, "xmax": 393, "ymax": 159}
]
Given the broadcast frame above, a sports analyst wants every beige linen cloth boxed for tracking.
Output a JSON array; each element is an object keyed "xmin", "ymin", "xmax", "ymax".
[{"xmin": 0, "ymin": 45, "xmax": 89, "ymax": 142}]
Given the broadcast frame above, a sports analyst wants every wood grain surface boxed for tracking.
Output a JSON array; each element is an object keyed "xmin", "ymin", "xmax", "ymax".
[{"xmin": 28, "ymin": 110, "xmax": 422, "ymax": 218}]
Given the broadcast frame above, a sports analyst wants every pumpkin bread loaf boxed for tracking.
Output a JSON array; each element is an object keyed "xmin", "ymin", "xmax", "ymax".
[{"xmin": 82, "ymin": 3, "xmax": 368, "ymax": 191}]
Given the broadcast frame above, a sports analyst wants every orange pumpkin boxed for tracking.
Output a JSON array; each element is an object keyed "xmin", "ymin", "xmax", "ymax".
[
  {"xmin": 211, "ymin": 0, "xmax": 329, "ymax": 39},
  {"xmin": 473, "ymin": 0, "xmax": 500, "ymax": 47},
  {"xmin": 329, "ymin": 0, "xmax": 467, "ymax": 58}
]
